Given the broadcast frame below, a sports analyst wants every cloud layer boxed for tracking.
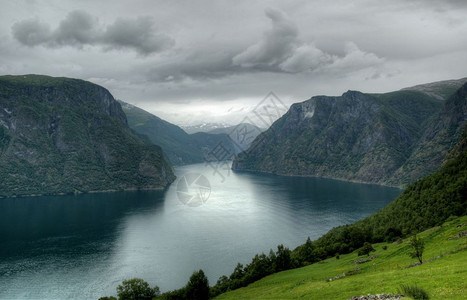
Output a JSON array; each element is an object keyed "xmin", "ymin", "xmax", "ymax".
[
  {"xmin": 233, "ymin": 8, "xmax": 383, "ymax": 74},
  {"xmin": 12, "ymin": 10, "xmax": 174, "ymax": 55},
  {"xmin": 2, "ymin": 0, "xmax": 467, "ymax": 126}
]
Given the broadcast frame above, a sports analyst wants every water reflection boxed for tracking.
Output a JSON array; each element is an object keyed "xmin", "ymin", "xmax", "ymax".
[{"xmin": 0, "ymin": 163, "xmax": 400, "ymax": 299}]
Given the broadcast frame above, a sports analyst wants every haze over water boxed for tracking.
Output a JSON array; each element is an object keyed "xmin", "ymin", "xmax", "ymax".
[{"xmin": 0, "ymin": 163, "xmax": 401, "ymax": 299}]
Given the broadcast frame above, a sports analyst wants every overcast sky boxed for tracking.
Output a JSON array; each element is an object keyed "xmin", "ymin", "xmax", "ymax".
[{"xmin": 1, "ymin": 0, "xmax": 466, "ymax": 125}]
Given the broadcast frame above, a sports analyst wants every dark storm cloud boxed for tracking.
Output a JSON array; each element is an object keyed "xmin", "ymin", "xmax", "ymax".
[
  {"xmin": 11, "ymin": 19, "xmax": 52, "ymax": 47},
  {"xmin": 53, "ymin": 10, "xmax": 98, "ymax": 46},
  {"xmin": 232, "ymin": 8, "xmax": 300, "ymax": 70},
  {"xmin": 12, "ymin": 10, "xmax": 174, "ymax": 55},
  {"xmin": 102, "ymin": 16, "xmax": 174, "ymax": 54}
]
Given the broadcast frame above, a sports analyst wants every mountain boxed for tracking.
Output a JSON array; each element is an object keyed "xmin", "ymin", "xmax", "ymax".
[
  {"xmin": 401, "ymin": 77, "xmax": 467, "ymax": 100},
  {"xmin": 233, "ymin": 79, "xmax": 467, "ymax": 186},
  {"xmin": 388, "ymin": 82, "xmax": 467, "ymax": 184},
  {"xmin": 120, "ymin": 101, "xmax": 236, "ymax": 165},
  {"xmin": 208, "ymin": 123, "xmax": 264, "ymax": 154},
  {"xmin": 180, "ymin": 122, "xmax": 232, "ymax": 134},
  {"xmin": 0, "ymin": 75, "xmax": 175, "ymax": 198}
]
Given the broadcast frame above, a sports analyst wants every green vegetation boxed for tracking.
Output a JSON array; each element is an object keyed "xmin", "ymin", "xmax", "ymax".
[
  {"xmin": 357, "ymin": 242, "xmax": 375, "ymax": 257},
  {"xmin": 185, "ymin": 270, "xmax": 210, "ymax": 300},
  {"xmin": 120, "ymin": 101, "xmax": 236, "ymax": 165},
  {"xmin": 401, "ymin": 77, "xmax": 467, "ymax": 101},
  {"xmin": 409, "ymin": 235, "xmax": 425, "ymax": 264},
  {"xmin": 210, "ymin": 124, "xmax": 467, "ymax": 297},
  {"xmin": 233, "ymin": 80, "xmax": 467, "ymax": 187},
  {"xmin": 158, "ymin": 270, "xmax": 210, "ymax": 300},
  {"xmin": 117, "ymin": 278, "xmax": 160, "ymax": 300},
  {"xmin": 399, "ymin": 284, "xmax": 430, "ymax": 300},
  {"xmin": 216, "ymin": 215, "xmax": 467, "ymax": 299},
  {"xmin": 0, "ymin": 75, "xmax": 175, "ymax": 198}
]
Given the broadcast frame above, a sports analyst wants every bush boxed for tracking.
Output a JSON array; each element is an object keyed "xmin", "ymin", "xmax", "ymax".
[
  {"xmin": 400, "ymin": 284, "xmax": 429, "ymax": 299},
  {"xmin": 357, "ymin": 242, "xmax": 375, "ymax": 256},
  {"xmin": 116, "ymin": 278, "xmax": 160, "ymax": 300}
]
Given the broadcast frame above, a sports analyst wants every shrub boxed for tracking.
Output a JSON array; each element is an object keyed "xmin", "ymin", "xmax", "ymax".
[
  {"xmin": 400, "ymin": 284, "xmax": 429, "ymax": 299},
  {"xmin": 357, "ymin": 242, "xmax": 375, "ymax": 256}
]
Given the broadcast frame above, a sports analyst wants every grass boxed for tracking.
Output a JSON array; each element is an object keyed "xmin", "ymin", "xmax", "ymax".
[{"xmin": 215, "ymin": 215, "xmax": 467, "ymax": 299}]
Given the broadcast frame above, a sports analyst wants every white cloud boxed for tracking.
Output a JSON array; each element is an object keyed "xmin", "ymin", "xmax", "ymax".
[
  {"xmin": 324, "ymin": 42, "xmax": 385, "ymax": 73},
  {"xmin": 279, "ymin": 44, "xmax": 332, "ymax": 73}
]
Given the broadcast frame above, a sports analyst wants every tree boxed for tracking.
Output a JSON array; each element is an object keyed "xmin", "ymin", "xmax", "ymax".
[
  {"xmin": 409, "ymin": 234, "xmax": 425, "ymax": 264},
  {"xmin": 229, "ymin": 263, "xmax": 244, "ymax": 280},
  {"xmin": 275, "ymin": 244, "xmax": 293, "ymax": 272},
  {"xmin": 116, "ymin": 278, "xmax": 160, "ymax": 300},
  {"xmin": 185, "ymin": 270, "xmax": 210, "ymax": 300},
  {"xmin": 358, "ymin": 242, "xmax": 375, "ymax": 256},
  {"xmin": 298, "ymin": 237, "xmax": 316, "ymax": 264}
]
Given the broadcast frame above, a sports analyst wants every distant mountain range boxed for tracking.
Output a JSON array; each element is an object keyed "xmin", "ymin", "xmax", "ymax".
[
  {"xmin": 1, "ymin": 74, "xmax": 465, "ymax": 198},
  {"xmin": 120, "ymin": 102, "xmax": 237, "ymax": 165},
  {"xmin": 233, "ymin": 78, "xmax": 467, "ymax": 187},
  {"xmin": 180, "ymin": 122, "xmax": 233, "ymax": 134},
  {"xmin": 207, "ymin": 123, "xmax": 264, "ymax": 154},
  {"xmin": 0, "ymin": 75, "xmax": 175, "ymax": 198}
]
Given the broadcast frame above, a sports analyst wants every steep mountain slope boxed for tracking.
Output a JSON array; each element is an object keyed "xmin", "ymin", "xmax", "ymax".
[
  {"xmin": 120, "ymin": 101, "xmax": 236, "ymax": 165},
  {"xmin": 401, "ymin": 77, "xmax": 467, "ymax": 100},
  {"xmin": 208, "ymin": 123, "xmax": 264, "ymax": 154},
  {"xmin": 388, "ymin": 83, "xmax": 467, "ymax": 184},
  {"xmin": 233, "ymin": 80, "xmax": 467, "ymax": 186},
  {"xmin": 0, "ymin": 75, "xmax": 175, "ymax": 198}
]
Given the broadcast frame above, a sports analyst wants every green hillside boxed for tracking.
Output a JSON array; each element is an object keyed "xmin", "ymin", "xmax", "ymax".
[
  {"xmin": 401, "ymin": 77, "xmax": 467, "ymax": 100},
  {"xmin": 216, "ymin": 215, "xmax": 467, "ymax": 300},
  {"xmin": 120, "ymin": 101, "xmax": 236, "ymax": 165},
  {"xmin": 210, "ymin": 125, "xmax": 467, "ymax": 299},
  {"xmin": 0, "ymin": 75, "xmax": 175, "ymax": 198}
]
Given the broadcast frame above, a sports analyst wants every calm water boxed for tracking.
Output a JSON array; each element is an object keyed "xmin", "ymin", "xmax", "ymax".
[{"xmin": 0, "ymin": 163, "xmax": 401, "ymax": 299}]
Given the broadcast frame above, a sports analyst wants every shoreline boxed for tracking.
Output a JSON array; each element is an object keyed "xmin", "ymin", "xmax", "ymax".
[
  {"xmin": 0, "ymin": 184, "xmax": 173, "ymax": 200},
  {"xmin": 231, "ymin": 168, "xmax": 405, "ymax": 189}
]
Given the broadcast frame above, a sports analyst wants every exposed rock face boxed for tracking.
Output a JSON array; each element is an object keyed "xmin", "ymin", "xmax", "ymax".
[
  {"xmin": 0, "ymin": 75, "xmax": 175, "ymax": 197},
  {"xmin": 233, "ymin": 81, "xmax": 467, "ymax": 186}
]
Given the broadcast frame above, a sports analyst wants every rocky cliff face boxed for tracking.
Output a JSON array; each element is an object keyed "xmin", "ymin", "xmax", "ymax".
[
  {"xmin": 233, "ymin": 81, "xmax": 467, "ymax": 187},
  {"xmin": 0, "ymin": 75, "xmax": 175, "ymax": 197}
]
